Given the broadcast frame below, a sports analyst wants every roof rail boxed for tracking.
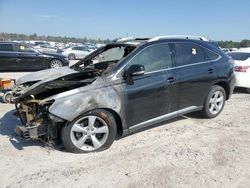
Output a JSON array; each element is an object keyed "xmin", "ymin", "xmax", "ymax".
[
  {"xmin": 117, "ymin": 37, "xmax": 150, "ymax": 42},
  {"xmin": 148, "ymin": 35, "xmax": 209, "ymax": 42},
  {"xmin": 117, "ymin": 37, "xmax": 135, "ymax": 42}
]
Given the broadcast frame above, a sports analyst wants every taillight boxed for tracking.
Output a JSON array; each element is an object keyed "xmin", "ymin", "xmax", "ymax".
[
  {"xmin": 234, "ymin": 66, "xmax": 250, "ymax": 72},
  {"xmin": 229, "ymin": 59, "xmax": 235, "ymax": 64}
]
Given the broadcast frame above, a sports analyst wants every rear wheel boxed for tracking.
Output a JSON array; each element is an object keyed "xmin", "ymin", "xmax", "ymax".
[
  {"xmin": 61, "ymin": 109, "xmax": 117, "ymax": 153},
  {"xmin": 50, "ymin": 59, "xmax": 63, "ymax": 68},
  {"xmin": 200, "ymin": 85, "xmax": 226, "ymax": 118}
]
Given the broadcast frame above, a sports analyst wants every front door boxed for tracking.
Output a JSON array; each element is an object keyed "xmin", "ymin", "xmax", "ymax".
[
  {"xmin": 14, "ymin": 44, "xmax": 47, "ymax": 70},
  {"xmin": 124, "ymin": 43, "xmax": 178, "ymax": 129}
]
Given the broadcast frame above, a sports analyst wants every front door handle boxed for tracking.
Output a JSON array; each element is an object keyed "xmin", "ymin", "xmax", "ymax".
[{"xmin": 167, "ymin": 76, "xmax": 175, "ymax": 83}]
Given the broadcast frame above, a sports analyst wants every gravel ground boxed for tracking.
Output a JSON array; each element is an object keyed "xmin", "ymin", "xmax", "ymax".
[{"xmin": 0, "ymin": 71, "xmax": 249, "ymax": 188}]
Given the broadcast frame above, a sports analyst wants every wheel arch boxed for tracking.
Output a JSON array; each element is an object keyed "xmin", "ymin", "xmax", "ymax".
[
  {"xmin": 214, "ymin": 81, "xmax": 230, "ymax": 100},
  {"xmin": 99, "ymin": 108, "xmax": 123, "ymax": 138}
]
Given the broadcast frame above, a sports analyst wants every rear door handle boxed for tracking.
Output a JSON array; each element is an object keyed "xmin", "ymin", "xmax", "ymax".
[
  {"xmin": 208, "ymin": 68, "xmax": 214, "ymax": 74},
  {"xmin": 167, "ymin": 76, "xmax": 175, "ymax": 83}
]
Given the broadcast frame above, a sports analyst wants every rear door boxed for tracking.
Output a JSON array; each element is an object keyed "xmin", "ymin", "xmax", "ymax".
[
  {"xmin": 0, "ymin": 43, "xmax": 17, "ymax": 71},
  {"xmin": 173, "ymin": 42, "xmax": 218, "ymax": 109}
]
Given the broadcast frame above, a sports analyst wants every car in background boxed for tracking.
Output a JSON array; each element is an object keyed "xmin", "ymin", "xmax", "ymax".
[
  {"xmin": 34, "ymin": 44, "xmax": 58, "ymax": 53},
  {"xmin": 61, "ymin": 46, "xmax": 91, "ymax": 60},
  {"xmin": 227, "ymin": 52, "xmax": 250, "ymax": 93},
  {"xmin": 0, "ymin": 42, "xmax": 69, "ymax": 71}
]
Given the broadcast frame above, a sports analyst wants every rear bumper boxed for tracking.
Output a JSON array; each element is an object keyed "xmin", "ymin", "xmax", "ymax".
[
  {"xmin": 62, "ymin": 59, "xmax": 70, "ymax": 66},
  {"xmin": 235, "ymin": 72, "xmax": 250, "ymax": 89}
]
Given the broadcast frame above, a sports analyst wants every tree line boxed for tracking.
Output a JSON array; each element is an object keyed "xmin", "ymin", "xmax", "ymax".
[
  {"xmin": 0, "ymin": 32, "xmax": 112, "ymax": 44},
  {"xmin": 1, "ymin": 32, "xmax": 250, "ymax": 48},
  {"xmin": 218, "ymin": 40, "xmax": 250, "ymax": 48}
]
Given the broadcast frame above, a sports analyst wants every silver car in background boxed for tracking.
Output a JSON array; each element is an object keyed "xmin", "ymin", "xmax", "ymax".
[{"xmin": 61, "ymin": 46, "xmax": 92, "ymax": 60}]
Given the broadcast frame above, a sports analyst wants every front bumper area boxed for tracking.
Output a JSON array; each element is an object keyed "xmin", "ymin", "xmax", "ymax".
[
  {"xmin": 15, "ymin": 125, "xmax": 42, "ymax": 140},
  {"xmin": 15, "ymin": 99, "xmax": 60, "ymax": 142}
]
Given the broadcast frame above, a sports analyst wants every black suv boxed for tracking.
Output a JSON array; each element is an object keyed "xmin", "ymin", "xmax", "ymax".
[
  {"xmin": 0, "ymin": 42, "xmax": 69, "ymax": 71},
  {"xmin": 13, "ymin": 36, "xmax": 235, "ymax": 153}
]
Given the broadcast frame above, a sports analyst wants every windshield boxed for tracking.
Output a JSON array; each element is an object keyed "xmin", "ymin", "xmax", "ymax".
[{"xmin": 72, "ymin": 44, "xmax": 136, "ymax": 75}]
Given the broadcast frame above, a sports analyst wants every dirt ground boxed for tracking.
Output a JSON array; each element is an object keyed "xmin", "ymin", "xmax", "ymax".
[{"xmin": 0, "ymin": 72, "xmax": 250, "ymax": 188}]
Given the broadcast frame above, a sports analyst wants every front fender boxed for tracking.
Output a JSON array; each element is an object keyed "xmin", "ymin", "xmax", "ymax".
[{"xmin": 48, "ymin": 85, "xmax": 123, "ymax": 122}]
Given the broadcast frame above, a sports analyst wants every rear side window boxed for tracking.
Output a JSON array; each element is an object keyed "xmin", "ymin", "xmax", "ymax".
[
  {"xmin": 203, "ymin": 48, "xmax": 219, "ymax": 61},
  {"xmin": 227, "ymin": 52, "xmax": 250, "ymax": 61},
  {"xmin": 17, "ymin": 45, "xmax": 36, "ymax": 53},
  {"xmin": 174, "ymin": 42, "xmax": 205, "ymax": 66},
  {"xmin": 128, "ymin": 43, "xmax": 172, "ymax": 73},
  {"xmin": 0, "ymin": 44, "xmax": 13, "ymax": 51}
]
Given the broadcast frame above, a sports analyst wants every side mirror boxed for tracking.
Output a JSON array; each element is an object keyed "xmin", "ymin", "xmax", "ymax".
[{"xmin": 124, "ymin": 64, "xmax": 145, "ymax": 85}]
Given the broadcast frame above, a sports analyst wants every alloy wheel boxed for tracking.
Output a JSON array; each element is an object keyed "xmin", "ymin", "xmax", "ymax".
[
  {"xmin": 50, "ymin": 60, "xmax": 63, "ymax": 68},
  {"xmin": 70, "ymin": 116, "xmax": 109, "ymax": 151},
  {"xmin": 208, "ymin": 90, "xmax": 224, "ymax": 115}
]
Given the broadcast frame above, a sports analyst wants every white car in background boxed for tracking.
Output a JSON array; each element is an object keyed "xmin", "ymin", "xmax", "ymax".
[
  {"xmin": 34, "ymin": 44, "xmax": 58, "ymax": 53},
  {"xmin": 61, "ymin": 46, "xmax": 91, "ymax": 60},
  {"xmin": 228, "ymin": 52, "xmax": 250, "ymax": 93}
]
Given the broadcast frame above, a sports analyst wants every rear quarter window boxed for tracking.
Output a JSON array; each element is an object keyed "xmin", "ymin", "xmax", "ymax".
[
  {"xmin": 203, "ymin": 48, "xmax": 219, "ymax": 61},
  {"xmin": 0, "ymin": 44, "xmax": 13, "ymax": 52}
]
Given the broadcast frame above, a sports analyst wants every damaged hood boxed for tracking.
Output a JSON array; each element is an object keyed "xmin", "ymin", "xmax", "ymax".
[
  {"xmin": 16, "ymin": 67, "xmax": 77, "ymax": 85},
  {"xmin": 16, "ymin": 68, "xmax": 99, "ymax": 101}
]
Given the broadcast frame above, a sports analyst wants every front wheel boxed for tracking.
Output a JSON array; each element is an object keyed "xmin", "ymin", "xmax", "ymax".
[
  {"xmin": 50, "ymin": 59, "xmax": 63, "ymax": 68},
  {"xmin": 200, "ymin": 85, "xmax": 226, "ymax": 118},
  {"xmin": 61, "ymin": 109, "xmax": 117, "ymax": 153}
]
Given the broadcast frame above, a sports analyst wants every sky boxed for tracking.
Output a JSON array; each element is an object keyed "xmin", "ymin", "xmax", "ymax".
[{"xmin": 0, "ymin": 0, "xmax": 249, "ymax": 41}]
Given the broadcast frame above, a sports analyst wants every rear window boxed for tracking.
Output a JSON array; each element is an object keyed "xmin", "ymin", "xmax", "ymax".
[
  {"xmin": 0, "ymin": 44, "xmax": 13, "ymax": 51},
  {"xmin": 227, "ymin": 53, "xmax": 250, "ymax": 61}
]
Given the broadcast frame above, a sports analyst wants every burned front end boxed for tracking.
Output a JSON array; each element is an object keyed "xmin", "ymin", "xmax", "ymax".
[
  {"xmin": 14, "ymin": 71, "xmax": 97, "ymax": 143},
  {"xmin": 15, "ymin": 99, "xmax": 59, "ymax": 141}
]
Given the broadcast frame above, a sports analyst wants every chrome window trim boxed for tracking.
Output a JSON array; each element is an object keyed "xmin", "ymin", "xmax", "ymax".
[{"xmin": 112, "ymin": 41, "xmax": 222, "ymax": 80}]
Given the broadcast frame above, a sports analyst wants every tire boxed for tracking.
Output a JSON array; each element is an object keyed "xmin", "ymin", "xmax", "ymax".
[
  {"xmin": 2, "ymin": 91, "xmax": 12, "ymax": 103},
  {"xmin": 61, "ymin": 109, "xmax": 117, "ymax": 153},
  {"xmin": 68, "ymin": 53, "xmax": 75, "ymax": 60},
  {"xmin": 50, "ymin": 59, "xmax": 63, "ymax": 68},
  {"xmin": 200, "ymin": 85, "xmax": 226, "ymax": 118}
]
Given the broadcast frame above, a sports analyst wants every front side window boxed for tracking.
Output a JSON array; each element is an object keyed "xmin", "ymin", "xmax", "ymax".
[
  {"xmin": 0, "ymin": 44, "xmax": 13, "ymax": 51},
  {"xmin": 17, "ymin": 45, "xmax": 36, "ymax": 53},
  {"xmin": 174, "ymin": 42, "xmax": 205, "ymax": 66},
  {"xmin": 128, "ymin": 43, "xmax": 172, "ymax": 73}
]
